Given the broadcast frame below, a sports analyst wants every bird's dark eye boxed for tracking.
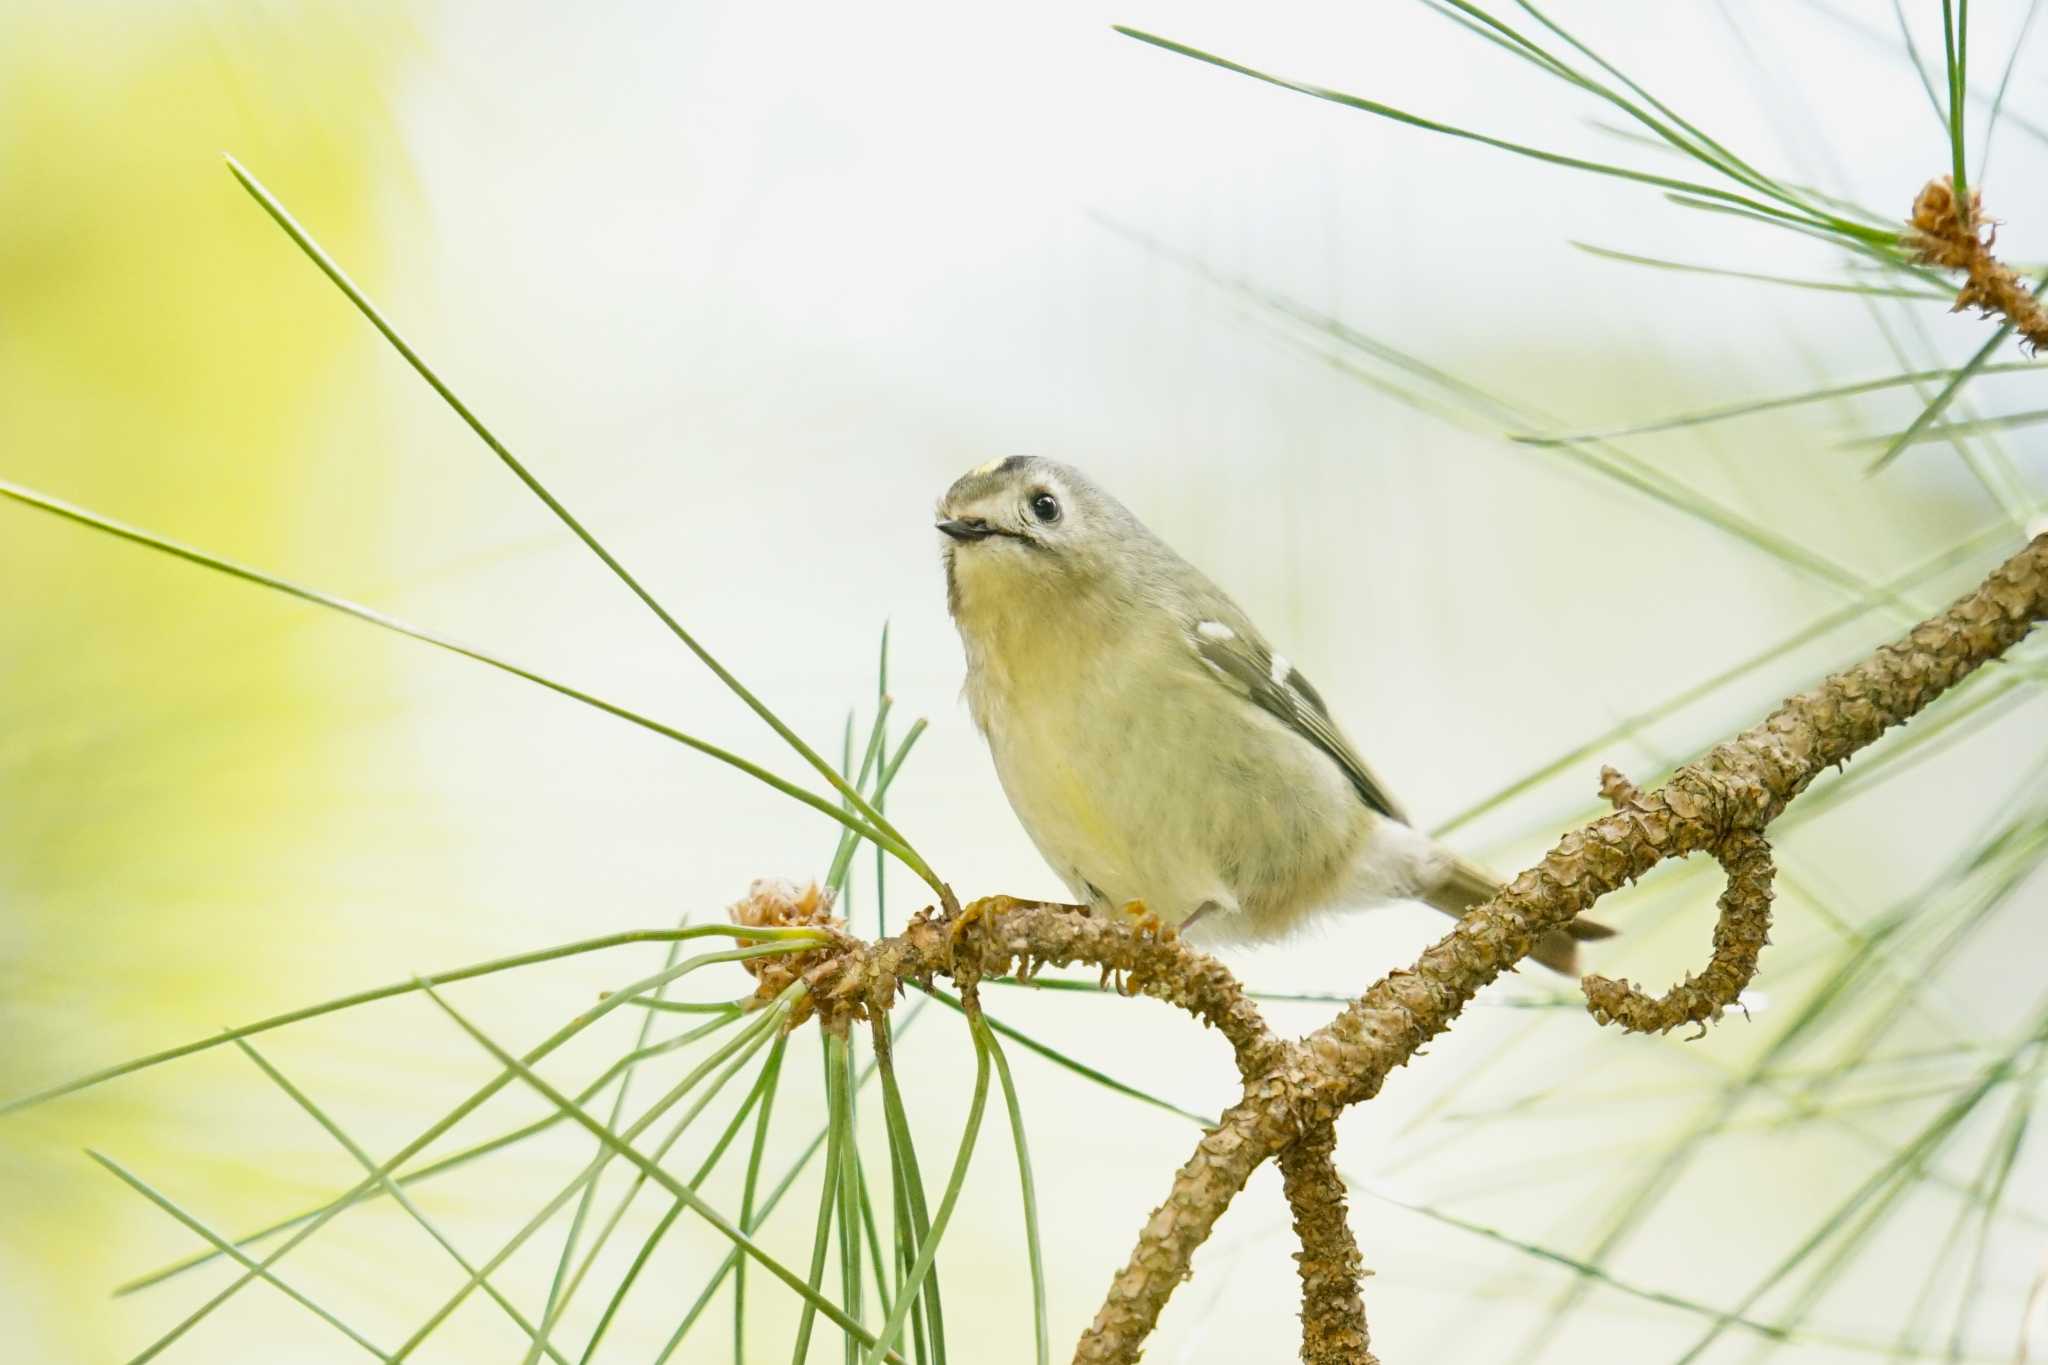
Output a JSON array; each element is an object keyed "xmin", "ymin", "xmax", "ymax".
[{"xmin": 1028, "ymin": 492, "xmax": 1061, "ymax": 524}]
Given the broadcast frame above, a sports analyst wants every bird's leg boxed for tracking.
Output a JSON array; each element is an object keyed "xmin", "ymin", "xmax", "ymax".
[{"xmin": 1177, "ymin": 900, "xmax": 1222, "ymax": 935}]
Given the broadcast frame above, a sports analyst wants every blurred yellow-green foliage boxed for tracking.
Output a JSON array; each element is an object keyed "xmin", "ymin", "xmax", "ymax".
[{"xmin": 2, "ymin": 8, "xmax": 414, "ymax": 1357}]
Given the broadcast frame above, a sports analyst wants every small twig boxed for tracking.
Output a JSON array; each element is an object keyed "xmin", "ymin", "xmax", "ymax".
[
  {"xmin": 1598, "ymin": 764, "xmax": 1642, "ymax": 808},
  {"xmin": 1906, "ymin": 176, "xmax": 2048, "ymax": 350},
  {"xmin": 1581, "ymin": 830, "xmax": 1774, "ymax": 1037}
]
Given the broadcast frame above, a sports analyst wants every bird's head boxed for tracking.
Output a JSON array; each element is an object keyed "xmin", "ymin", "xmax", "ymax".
[{"xmin": 935, "ymin": 457, "xmax": 1137, "ymax": 619}]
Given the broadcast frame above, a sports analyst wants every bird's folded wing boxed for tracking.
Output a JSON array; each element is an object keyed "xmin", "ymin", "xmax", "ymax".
[{"xmin": 1185, "ymin": 614, "xmax": 1408, "ymax": 824}]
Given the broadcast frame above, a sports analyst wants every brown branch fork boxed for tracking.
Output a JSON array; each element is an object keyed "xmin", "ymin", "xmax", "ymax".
[
  {"xmin": 744, "ymin": 188, "xmax": 2048, "ymax": 1364},
  {"xmin": 765, "ymin": 528, "xmax": 2048, "ymax": 1364}
]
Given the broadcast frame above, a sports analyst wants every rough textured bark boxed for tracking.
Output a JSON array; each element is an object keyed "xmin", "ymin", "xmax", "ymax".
[
  {"xmin": 803, "ymin": 895, "xmax": 1284, "ymax": 1078},
  {"xmin": 1581, "ymin": 822, "xmax": 1774, "ymax": 1036},
  {"xmin": 1278, "ymin": 1124, "xmax": 1373, "ymax": 1364},
  {"xmin": 1074, "ymin": 1098, "xmax": 1277, "ymax": 1362}
]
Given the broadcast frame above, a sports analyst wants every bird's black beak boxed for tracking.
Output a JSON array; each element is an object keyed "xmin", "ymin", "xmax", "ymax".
[{"xmin": 936, "ymin": 517, "xmax": 995, "ymax": 542}]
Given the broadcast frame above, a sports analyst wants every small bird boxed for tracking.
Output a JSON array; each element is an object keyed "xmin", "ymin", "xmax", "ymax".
[{"xmin": 935, "ymin": 456, "xmax": 1610, "ymax": 974}]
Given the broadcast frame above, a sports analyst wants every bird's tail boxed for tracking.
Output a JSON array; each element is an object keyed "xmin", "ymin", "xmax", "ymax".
[{"xmin": 1420, "ymin": 854, "xmax": 1615, "ymax": 976}]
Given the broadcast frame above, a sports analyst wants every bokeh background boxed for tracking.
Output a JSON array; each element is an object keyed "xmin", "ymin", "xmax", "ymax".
[{"xmin": 5, "ymin": 1, "xmax": 2047, "ymax": 1361}]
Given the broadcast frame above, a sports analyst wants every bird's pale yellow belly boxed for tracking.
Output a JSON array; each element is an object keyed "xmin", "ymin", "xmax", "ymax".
[{"xmin": 971, "ymin": 641, "xmax": 1366, "ymax": 933}]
